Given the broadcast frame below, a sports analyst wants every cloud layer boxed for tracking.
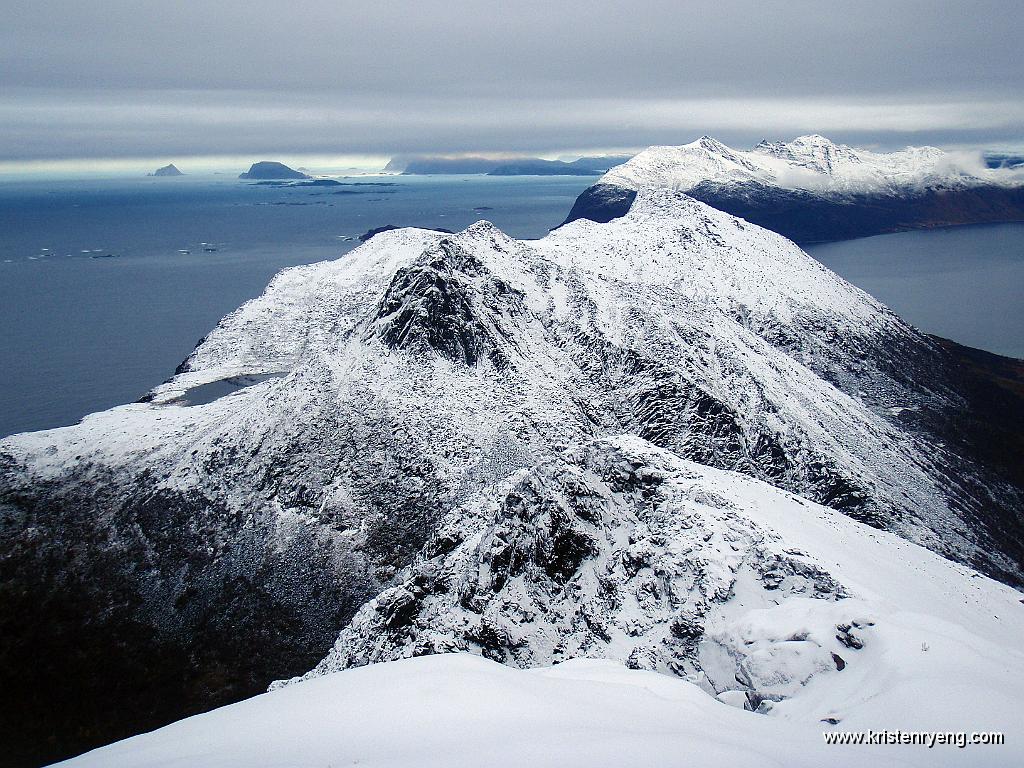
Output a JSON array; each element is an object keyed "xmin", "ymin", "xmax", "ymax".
[{"xmin": 2, "ymin": 1, "xmax": 1021, "ymax": 164}]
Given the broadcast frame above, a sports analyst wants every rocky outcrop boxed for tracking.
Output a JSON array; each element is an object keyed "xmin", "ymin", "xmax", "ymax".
[
  {"xmin": 283, "ymin": 435, "xmax": 1024, "ymax": 737},
  {"xmin": 294, "ymin": 438, "xmax": 854, "ymax": 697}
]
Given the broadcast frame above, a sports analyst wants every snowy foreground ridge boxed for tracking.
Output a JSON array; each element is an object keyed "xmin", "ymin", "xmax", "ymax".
[
  {"xmin": 3, "ymin": 189, "xmax": 1022, "ymax": 763},
  {"xmin": 62, "ymin": 442, "xmax": 1024, "ymax": 767}
]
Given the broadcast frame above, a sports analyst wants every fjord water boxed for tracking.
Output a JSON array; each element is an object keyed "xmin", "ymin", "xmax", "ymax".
[
  {"xmin": 805, "ymin": 223, "xmax": 1024, "ymax": 360},
  {"xmin": 0, "ymin": 175, "xmax": 594, "ymax": 437},
  {"xmin": 2, "ymin": 176, "xmax": 1022, "ymax": 438}
]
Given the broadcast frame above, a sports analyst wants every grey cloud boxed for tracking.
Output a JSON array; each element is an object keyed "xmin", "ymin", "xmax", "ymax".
[{"xmin": 1, "ymin": 1, "xmax": 1021, "ymax": 161}]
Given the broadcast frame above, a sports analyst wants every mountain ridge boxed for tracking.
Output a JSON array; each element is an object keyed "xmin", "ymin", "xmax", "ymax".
[{"xmin": 2, "ymin": 189, "xmax": 1022, "ymax": 764}]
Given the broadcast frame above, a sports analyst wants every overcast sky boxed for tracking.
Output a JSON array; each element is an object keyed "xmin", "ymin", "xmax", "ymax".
[{"xmin": 2, "ymin": 0, "xmax": 1022, "ymax": 168}]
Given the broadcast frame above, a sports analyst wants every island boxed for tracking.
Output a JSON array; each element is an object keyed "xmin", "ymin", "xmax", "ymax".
[
  {"xmin": 149, "ymin": 163, "xmax": 183, "ymax": 177},
  {"xmin": 239, "ymin": 161, "xmax": 310, "ymax": 180}
]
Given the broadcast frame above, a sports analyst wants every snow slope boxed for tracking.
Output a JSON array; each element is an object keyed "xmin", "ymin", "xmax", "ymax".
[
  {"xmin": 61, "ymin": 444, "xmax": 1024, "ymax": 768},
  {"xmin": 57, "ymin": 655, "xmax": 875, "ymax": 768}
]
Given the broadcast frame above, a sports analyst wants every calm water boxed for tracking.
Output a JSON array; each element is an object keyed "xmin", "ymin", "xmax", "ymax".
[
  {"xmin": 0, "ymin": 175, "xmax": 592, "ymax": 437},
  {"xmin": 805, "ymin": 224, "xmax": 1024, "ymax": 360},
  {"xmin": 2, "ymin": 177, "xmax": 1022, "ymax": 438}
]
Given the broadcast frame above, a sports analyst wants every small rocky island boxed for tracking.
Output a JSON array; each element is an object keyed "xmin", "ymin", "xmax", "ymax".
[
  {"xmin": 239, "ymin": 161, "xmax": 310, "ymax": 180},
  {"xmin": 149, "ymin": 163, "xmax": 183, "ymax": 177}
]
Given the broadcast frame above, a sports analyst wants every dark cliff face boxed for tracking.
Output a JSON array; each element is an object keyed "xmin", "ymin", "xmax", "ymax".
[
  {"xmin": 561, "ymin": 182, "xmax": 1024, "ymax": 242},
  {"xmin": 928, "ymin": 337, "xmax": 1024, "ymax": 494},
  {"xmin": 885, "ymin": 339, "xmax": 1024, "ymax": 585},
  {"xmin": 559, "ymin": 183, "xmax": 637, "ymax": 227},
  {"xmin": 372, "ymin": 239, "xmax": 526, "ymax": 369}
]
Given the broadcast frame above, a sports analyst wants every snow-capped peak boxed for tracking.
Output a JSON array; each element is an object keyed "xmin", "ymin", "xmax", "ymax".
[
  {"xmin": 757, "ymin": 134, "xmax": 864, "ymax": 175},
  {"xmin": 694, "ymin": 134, "xmax": 731, "ymax": 151}
]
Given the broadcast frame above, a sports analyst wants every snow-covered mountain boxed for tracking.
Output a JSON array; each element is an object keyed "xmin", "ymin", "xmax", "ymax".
[
  {"xmin": 60, "ymin": 439, "xmax": 1024, "ymax": 767},
  {"xmin": 603, "ymin": 135, "xmax": 1014, "ymax": 195},
  {"xmin": 2, "ymin": 189, "xmax": 1022, "ymax": 764},
  {"xmin": 562, "ymin": 135, "xmax": 1024, "ymax": 241}
]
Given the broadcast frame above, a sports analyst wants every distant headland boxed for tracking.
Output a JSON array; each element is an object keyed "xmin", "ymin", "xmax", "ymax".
[{"xmin": 385, "ymin": 155, "xmax": 630, "ymax": 176}]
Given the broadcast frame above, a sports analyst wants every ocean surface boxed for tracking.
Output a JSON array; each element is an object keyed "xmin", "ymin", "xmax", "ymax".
[
  {"xmin": 1, "ymin": 175, "xmax": 1022, "ymax": 438},
  {"xmin": 805, "ymin": 223, "xmax": 1024, "ymax": 360}
]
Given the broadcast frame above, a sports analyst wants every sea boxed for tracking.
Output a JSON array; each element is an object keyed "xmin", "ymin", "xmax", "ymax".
[
  {"xmin": 2, "ymin": 174, "xmax": 1022, "ymax": 438},
  {"xmin": 805, "ymin": 224, "xmax": 1024, "ymax": 361}
]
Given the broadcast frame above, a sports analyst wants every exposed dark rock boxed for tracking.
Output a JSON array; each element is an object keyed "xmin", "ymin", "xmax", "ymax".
[
  {"xmin": 376, "ymin": 587, "xmax": 419, "ymax": 629},
  {"xmin": 835, "ymin": 623, "xmax": 864, "ymax": 650},
  {"xmin": 372, "ymin": 239, "xmax": 525, "ymax": 369},
  {"xmin": 669, "ymin": 610, "xmax": 705, "ymax": 642}
]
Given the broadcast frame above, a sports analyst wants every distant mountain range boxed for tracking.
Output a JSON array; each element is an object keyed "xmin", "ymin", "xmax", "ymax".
[
  {"xmin": 385, "ymin": 155, "xmax": 630, "ymax": 176},
  {"xmin": 562, "ymin": 135, "xmax": 1024, "ymax": 241}
]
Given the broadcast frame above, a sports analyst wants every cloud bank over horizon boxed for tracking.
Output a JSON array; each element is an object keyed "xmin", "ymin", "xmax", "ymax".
[{"xmin": 2, "ymin": 0, "xmax": 1022, "ymax": 167}]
